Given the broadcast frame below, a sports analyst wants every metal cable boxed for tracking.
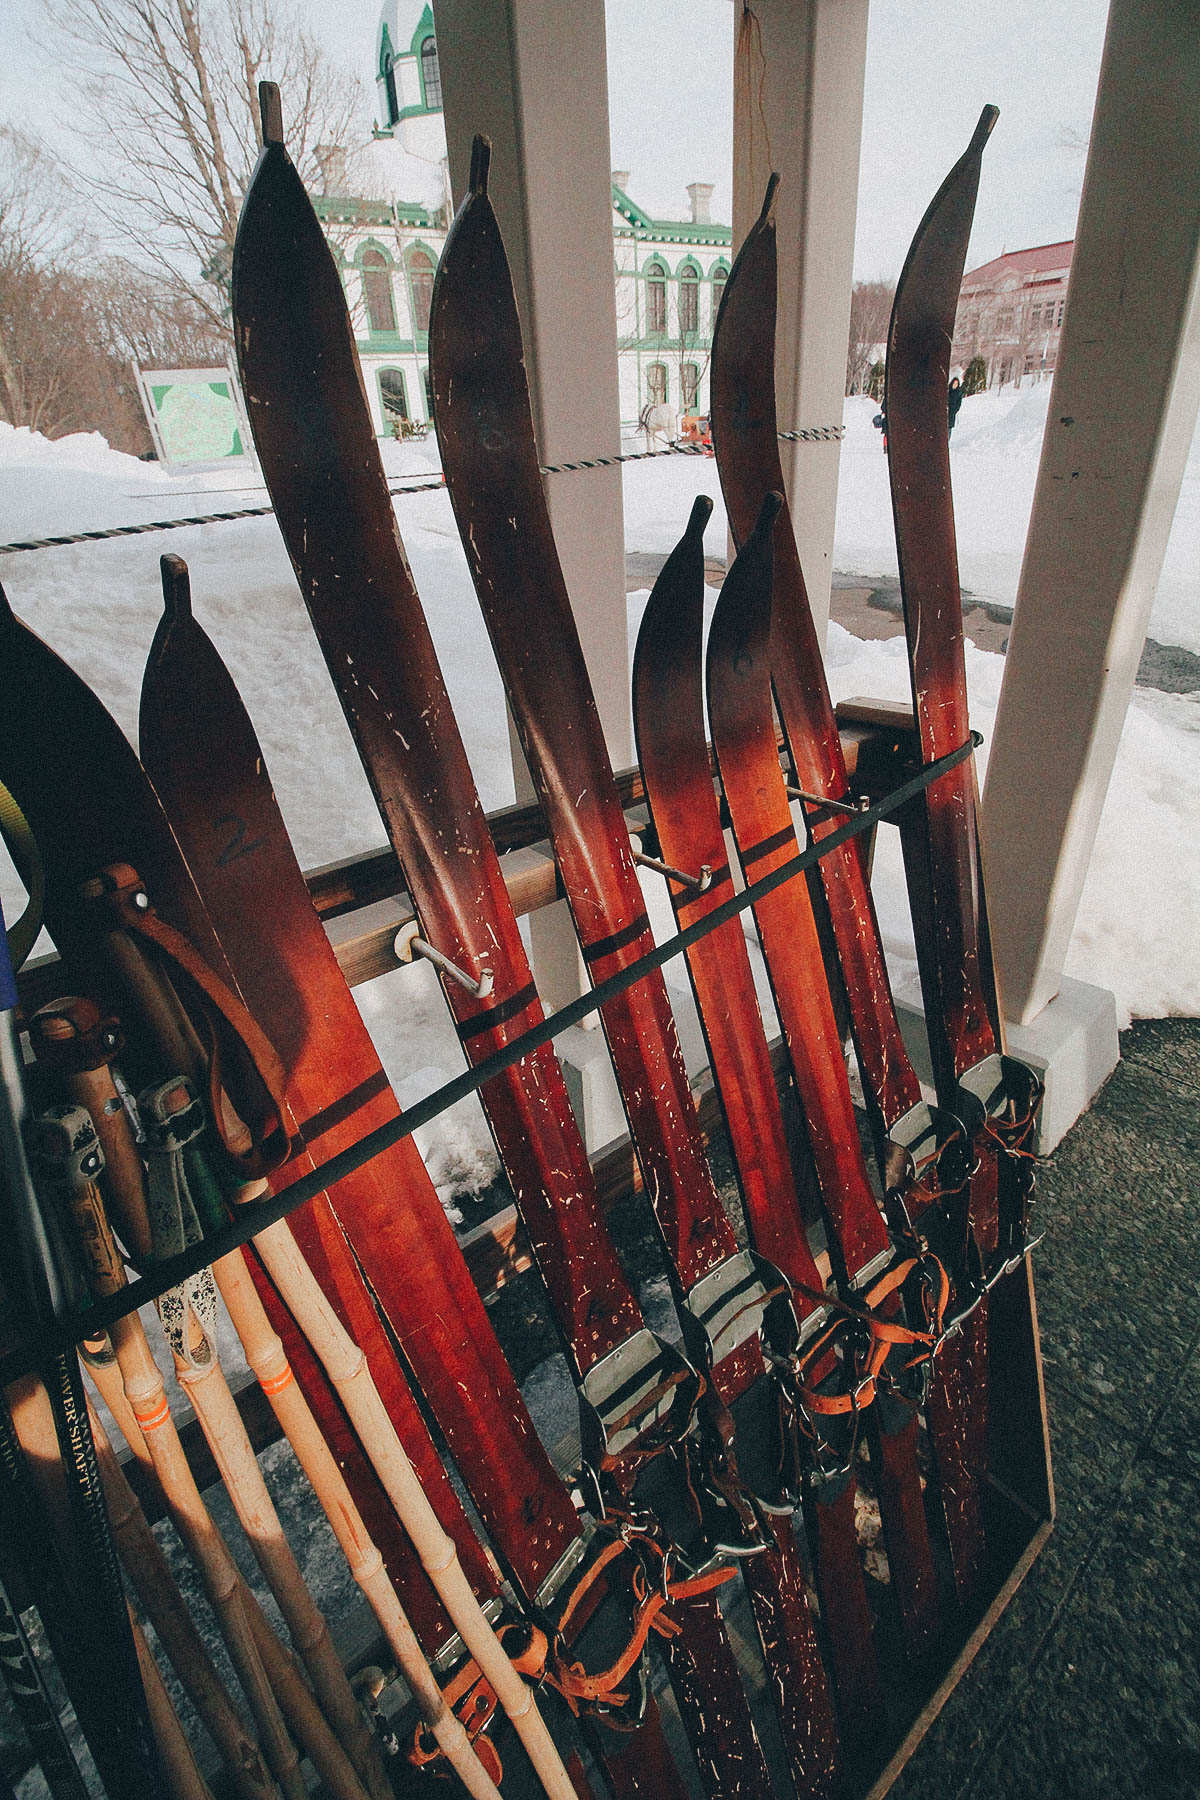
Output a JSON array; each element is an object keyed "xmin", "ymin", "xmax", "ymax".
[{"xmin": 0, "ymin": 425, "xmax": 844, "ymax": 555}]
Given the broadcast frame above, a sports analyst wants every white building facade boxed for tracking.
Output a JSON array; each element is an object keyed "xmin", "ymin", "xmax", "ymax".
[{"xmin": 316, "ymin": 1, "xmax": 731, "ymax": 438}]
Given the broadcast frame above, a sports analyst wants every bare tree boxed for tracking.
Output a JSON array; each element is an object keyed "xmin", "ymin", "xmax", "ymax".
[
  {"xmin": 0, "ymin": 126, "xmax": 232, "ymax": 448},
  {"xmin": 0, "ymin": 126, "xmax": 95, "ymax": 433},
  {"xmin": 845, "ymin": 277, "xmax": 896, "ymax": 396},
  {"xmin": 42, "ymin": 0, "xmax": 368, "ymax": 326}
]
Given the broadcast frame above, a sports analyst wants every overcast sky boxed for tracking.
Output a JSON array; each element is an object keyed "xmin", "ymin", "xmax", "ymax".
[
  {"xmin": 5, "ymin": 0, "xmax": 1109, "ymax": 279},
  {"xmin": 602, "ymin": 0, "xmax": 1109, "ymax": 277}
]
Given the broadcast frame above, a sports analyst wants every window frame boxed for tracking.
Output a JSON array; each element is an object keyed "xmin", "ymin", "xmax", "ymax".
[
  {"xmin": 378, "ymin": 366, "xmax": 409, "ymax": 425},
  {"xmin": 679, "ymin": 262, "xmax": 700, "ymax": 336},
  {"xmin": 645, "ymin": 262, "xmax": 667, "ymax": 335},
  {"xmin": 360, "ymin": 246, "xmax": 398, "ymax": 336},
  {"xmin": 406, "ymin": 246, "xmax": 437, "ymax": 337},
  {"xmin": 419, "ymin": 35, "xmax": 442, "ymax": 110}
]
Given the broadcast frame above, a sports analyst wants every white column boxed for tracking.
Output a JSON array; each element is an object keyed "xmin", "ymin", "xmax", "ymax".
[
  {"xmin": 732, "ymin": 0, "xmax": 869, "ymax": 639},
  {"xmin": 983, "ymin": 0, "xmax": 1200, "ymax": 1026},
  {"xmin": 434, "ymin": 0, "xmax": 629, "ymax": 770},
  {"xmin": 433, "ymin": 0, "xmax": 625, "ymax": 1140}
]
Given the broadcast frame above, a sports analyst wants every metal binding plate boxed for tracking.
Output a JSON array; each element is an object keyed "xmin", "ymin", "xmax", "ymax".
[
  {"xmin": 887, "ymin": 1097, "xmax": 945, "ymax": 1167},
  {"xmin": 579, "ymin": 1327, "xmax": 699, "ymax": 1465},
  {"xmin": 955, "ymin": 1052, "xmax": 1010, "ymax": 1131},
  {"xmin": 684, "ymin": 1249, "xmax": 796, "ymax": 1367}
]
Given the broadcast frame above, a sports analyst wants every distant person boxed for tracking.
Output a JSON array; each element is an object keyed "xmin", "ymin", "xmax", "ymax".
[
  {"xmin": 948, "ymin": 377, "xmax": 964, "ymax": 435},
  {"xmin": 872, "ymin": 402, "xmax": 887, "ymax": 452}
]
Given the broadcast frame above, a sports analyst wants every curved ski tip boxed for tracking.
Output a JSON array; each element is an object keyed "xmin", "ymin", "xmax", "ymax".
[
  {"xmin": 469, "ymin": 135, "xmax": 492, "ymax": 197},
  {"xmin": 259, "ymin": 82, "xmax": 284, "ymax": 147},
  {"xmin": 971, "ymin": 104, "xmax": 1000, "ymax": 152},
  {"xmin": 758, "ymin": 172, "xmax": 781, "ymax": 226},
  {"xmin": 159, "ymin": 554, "xmax": 192, "ymax": 623},
  {"xmin": 686, "ymin": 494, "xmax": 714, "ymax": 540},
  {"xmin": 753, "ymin": 491, "xmax": 784, "ymax": 538}
]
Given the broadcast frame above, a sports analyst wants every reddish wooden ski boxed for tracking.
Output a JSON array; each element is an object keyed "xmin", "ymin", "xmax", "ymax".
[
  {"xmin": 710, "ymin": 170, "xmax": 998, "ymax": 1607},
  {"xmin": 229, "ymin": 85, "xmax": 762, "ymax": 1798},
  {"xmin": 705, "ymin": 498, "xmax": 944, "ymax": 1665},
  {"xmin": 884, "ymin": 111, "xmax": 1045, "ymax": 1535},
  {"xmin": 884, "ymin": 106, "xmax": 1042, "ymax": 1211},
  {"xmin": 430, "ymin": 137, "xmax": 845, "ymax": 1797},
  {"xmin": 632, "ymin": 494, "xmax": 887, "ymax": 1748}
]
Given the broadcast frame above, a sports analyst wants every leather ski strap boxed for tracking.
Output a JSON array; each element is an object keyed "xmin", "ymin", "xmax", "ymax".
[{"xmin": 76, "ymin": 864, "xmax": 290, "ymax": 1179}]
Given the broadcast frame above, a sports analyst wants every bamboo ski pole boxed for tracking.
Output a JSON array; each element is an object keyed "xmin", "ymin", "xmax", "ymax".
[
  {"xmin": 130, "ymin": 1603, "xmax": 219, "ymax": 1800},
  {"xmin": 66, "ymin": 913, "xmax": 582, "ymax": 1800},
  {"xmin": 75, "ymin": 1278, "xmax": 363, "ymax": 1800},
  {"xmin": 226, "ymin": 1179, "xmax": 589, "ymax": 1791},
  {"xmin": 32, "ymin": 1003, "xmax": 503, "ymax": 1800},
  {"xmin": 169, "ymin": 1350, "xmax": 383, "ymax": 1800},
  {"xmin": 81, "ymin": 1076, "xmax": 383, "ymax": 1800},
  {"xmin": 84, "ymin": 1391, "xmax": 282, "ymax": 1800},
  {"xmin": 25, "ymin": 1111, "xmax": 311, "ymax": 1800},
  {"xmin": 207, "ymin": 1250, "xmax": 505, "ymax": 1800},
  {"xmin": 41, "ymin": 1113, "xmax": 380, "ymax": 1800}
]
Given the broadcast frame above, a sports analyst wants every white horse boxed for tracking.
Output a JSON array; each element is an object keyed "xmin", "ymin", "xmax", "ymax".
[{"xmin": 639, "ymin": 402, "xmax": 678, "ymax": 449}]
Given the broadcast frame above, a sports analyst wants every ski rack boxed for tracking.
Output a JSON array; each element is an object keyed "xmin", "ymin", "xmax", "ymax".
[
  {"xmin": 2, "ymin": 726, "xmax": 980, "ymax": 1370},
  {"xmin": 5, "ymin": 706, "xmax": 1053, "ymax": 1799}
]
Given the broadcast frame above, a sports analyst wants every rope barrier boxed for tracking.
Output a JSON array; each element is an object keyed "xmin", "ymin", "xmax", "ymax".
[{"xmin": 0, "ymin": 425, "xmax": 844, "ymax": 556}]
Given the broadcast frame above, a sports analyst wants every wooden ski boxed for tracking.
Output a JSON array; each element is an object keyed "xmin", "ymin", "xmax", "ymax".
[
  {"xmin": 884, "ymin": 109, "xmax": 1044, "ymax": 1542},
  {"xmin": 885, "ymin": 105, "xmax": 1042, "ymax": 1215},
  {"xmin": 705, "ymin": 497, "xmax": 943, "ymax": 1666},
  {"xmin": 632, "ymin": 493, "xmax": 887, "ymax": 1749}
]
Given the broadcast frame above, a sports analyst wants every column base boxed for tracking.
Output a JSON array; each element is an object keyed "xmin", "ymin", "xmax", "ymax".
[{"xmin": 893, "ymin": 974, "xmax": 1120, "ymax": 1154}]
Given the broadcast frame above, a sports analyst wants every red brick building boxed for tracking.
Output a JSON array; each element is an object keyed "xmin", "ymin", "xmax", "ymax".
[{"xmin": 952, "ymin": 240, "xmax": 1074, "ymax": 388}]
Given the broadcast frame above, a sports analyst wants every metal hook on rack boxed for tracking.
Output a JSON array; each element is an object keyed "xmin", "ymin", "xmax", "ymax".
[
  {"xmin": 784, "ymin": 784, "xmax": 870, "ymax": 818},
  {"xmin": 631, "ymin": 848, "xmax": 713, "ymax": 893},
  {"xmin": 394, "ymin": 922, "xmax": 495, "ymax": 999}
]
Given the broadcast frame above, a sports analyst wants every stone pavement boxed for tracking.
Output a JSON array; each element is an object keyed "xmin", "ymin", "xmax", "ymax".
[{"xmin": 890, "ymin": 1017, "xmax": 1200, "ymax": 1800}]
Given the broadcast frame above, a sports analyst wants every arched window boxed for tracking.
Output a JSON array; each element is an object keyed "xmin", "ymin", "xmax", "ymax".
[
  {"xmin": 383, "ymin": 53, "xmax": 399, "ymax": 126},
  {"xmin": 379, "ymin": 368, "xmax": 408, "ymax": 427},
  {"xmin": 679, "ymin": 264, "xmax": 699, "ymax": 335},
  {"xmin": 712, "ymin": 265, "xmax": 728, "ymax": 321},
  {"xmin": 682, "ymin": 364, "xmax": 699, "ymax": 412},
  {"xmin": 408, "ymin": 249, "xmax": 435, "ymax": 335},
  {"xmin": 647, "ymin": 363, "xmax": 667, "ymax": 407},
  {"xmin": 420, "ymin": 36, "xmax": 442, "ymax": 109},
  {"xmin": 645, "ymin": 263, "xmax": 666, "ymax": 334},
  {"xmin": 423, "ymin": 367, "xmax": 434, "ymax": 418},
  {"xmin": 362, "ymin": 248, "xmax": 397, "ymax": 334}
]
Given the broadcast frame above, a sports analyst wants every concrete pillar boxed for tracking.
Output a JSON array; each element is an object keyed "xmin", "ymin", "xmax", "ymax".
[
  {"xmin": 434, "ymin": 0, "xmax": 628, "ymax": 1024},
  {"xmin": 983, "ymin": 0, "xmax": 1200, "ymax": 1026},
  {"xmin": 732, "ymin": 0, "xmax": 869, "ymax": 639}
]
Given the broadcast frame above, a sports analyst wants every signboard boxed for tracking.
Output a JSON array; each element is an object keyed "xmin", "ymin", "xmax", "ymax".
[{"xmin": 134, "ymin": 365, "xmax": 255, "ymax": 471}]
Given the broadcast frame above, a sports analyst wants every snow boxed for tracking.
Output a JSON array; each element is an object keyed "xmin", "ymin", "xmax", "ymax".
[{"xmin": 1, "ymin": 389, "xmax": 1197, "ymax": 1211}]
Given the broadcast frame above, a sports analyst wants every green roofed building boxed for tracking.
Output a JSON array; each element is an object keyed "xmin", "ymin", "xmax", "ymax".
[{"xmin": 312, "ymin": 0, "xmax": 731, "ymax": 438}]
